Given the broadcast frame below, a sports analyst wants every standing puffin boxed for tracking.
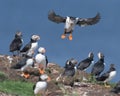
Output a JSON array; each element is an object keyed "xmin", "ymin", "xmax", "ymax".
[
  {"xmin": 111, "ymin": 80, "xmax": 120, "ymax": 94},
  {"xmin": 63, "ymin": 58, "xmax": 78, "ymax": 77},
  {"xmin": 56, "ymin": 58, "xmax": 77, "ymax": 82},
  {"xmin": 91, "ymin": 52, "xmax": 105, "ymax": 78},
  {"xmin": 33, "ymin": 74, "xmax": 51, "ymax": 96},
  {"xmin": 9, "ymin": 31, "xmax": 23, "ymax": 56},
  {"xmin": 96, "ymin": 64, "xmax": 116, "ymax": 87},
  {"xmin": 48, "ymin": 10, "xmax": 100, "ymax": 40},
  {"xmin": 77, "ymin": 52, "xmax": 94, "ymax": 81},
  {"xmin": 20, "ymin": 34, "xmax": 40, "ymax": 57},
  {"xmin": 77, "ymin": 52, "xmax": 94, "ymax": 71},
  {"xmin": 35, "ymin": 47, "xmax": 48, "ymax": 70},
  {"xmin": 64, "ymin": 58, "xmax": 78, "ymax": 70}
]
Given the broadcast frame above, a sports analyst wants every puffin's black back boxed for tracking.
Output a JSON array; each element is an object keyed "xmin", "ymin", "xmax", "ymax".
[
  {"xmin": 77, "ymin": 58, "xmax": 93, "ymax": 71},
  {"xmin": 10, "ymin": 34, "xmax": 23, "ymax": 52},
  {"xmin": 62, "ymin": 68, "xmax": 75, "ymax": 77},
  {"xmin": 91, "ymin": 58, "xmax": 104, "ymax": 76},
  {"xmin": 20, "ymin": 42, "xmax": 31, "ymax": 52}
]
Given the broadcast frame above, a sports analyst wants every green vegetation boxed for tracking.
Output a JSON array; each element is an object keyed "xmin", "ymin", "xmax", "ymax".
[
  {"xmin": 0, "ymin": 80, "xmax": 34, "ymax": 96},
  {"xmin": 0, "ymin": 71, "xmax": 8, "ymax": 81}
]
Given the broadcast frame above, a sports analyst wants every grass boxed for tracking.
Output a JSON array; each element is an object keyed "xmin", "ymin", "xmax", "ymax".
[
  {"xmin": 0, "ymin": 71, "xmax": 8, "ymax": 81},
  {"xmin": 0, "ymin": 80, "xmax": 34, "ymax": 96}
]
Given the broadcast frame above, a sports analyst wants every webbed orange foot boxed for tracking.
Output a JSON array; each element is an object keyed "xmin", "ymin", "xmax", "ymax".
[
  {"xmin": 68, "ymin": 34, "xmax": 73, "ymax": 40},
  {"xmin": 61, "ymin": 34, "xmax": 66, "ymax": 39}
]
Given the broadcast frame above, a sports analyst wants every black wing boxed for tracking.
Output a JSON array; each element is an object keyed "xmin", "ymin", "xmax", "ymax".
[
  {"xmin": 91, "ymin": 62, "xmax": 104, "ymax": 76},
  {"xmin": 10, "ymin": 38, "xmax": 23, "ymax": 52},
  {"xmin": 48, "ymin": 10, "xmax": 66, "ymax": 23},
  {"xmin": 96, "ymin": 72, "xmax": 109, "ymax": 81},
  {"xmin": 77, "ymin": 58, "xmax": 92, "ymax": 70},
  {"xmin": 20, "ymin": 42, "xmax": 31, "ymax": 52},
  {"xmin": 77, "ymin": 13, "xmax": 100, "ymax": 26}
]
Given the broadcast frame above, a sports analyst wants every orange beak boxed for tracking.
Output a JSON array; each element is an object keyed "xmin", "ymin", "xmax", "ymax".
[
  {"xmin": 21, "ymin": 72, "xmax": 30, "ymax": 79},
  {"xmin": 39, "ymin": 68, "xmax": 45, "ymax": 74}
]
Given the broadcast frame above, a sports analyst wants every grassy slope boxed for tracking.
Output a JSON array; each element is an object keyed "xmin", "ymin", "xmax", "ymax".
[{"xmin": 0, "ymin": 80, "xmax": 34, "ymax": 96}]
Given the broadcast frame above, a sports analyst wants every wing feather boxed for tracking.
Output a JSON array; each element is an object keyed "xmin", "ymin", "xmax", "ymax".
[
  {"xmin": 77, "ymin": 13, "xmax": 100, "ymax": 26},
  {"xmin": 48, "ymin": 10, "xmax": 66, "ymax": 23}
]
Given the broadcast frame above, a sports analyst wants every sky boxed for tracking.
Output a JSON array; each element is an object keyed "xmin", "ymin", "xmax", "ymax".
[{"xmin": 0, "ymin": 0, "xmax": 119, "ymax": 82}]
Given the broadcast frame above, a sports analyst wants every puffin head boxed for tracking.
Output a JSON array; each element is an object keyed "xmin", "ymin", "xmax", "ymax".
[
  {"xmin": 88, "ymin": 52, "xmax": 94, "ymax": 59},
  {"xmin": 65, "ymin": 58, "xmax": 78, "ymax": 68},
  {"xmin": 39, "ymin": 74, "xmax": 51, "ymax": 82},
  {"xmin": 98, "ymin": 52, "xmax": 104, "ymax": 59},
  {"xmin": 31, "ymin": 35, "xmax": 40, "ymax": 41},
  {"xmin": 38, "ymin": 47, "xmax": 46, "ymax": 54},
  {"xmin": 15, "ymin": 31, "xmax": 22, "ymax": 38}
]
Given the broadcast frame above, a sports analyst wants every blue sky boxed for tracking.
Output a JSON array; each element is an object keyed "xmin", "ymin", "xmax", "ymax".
[{"xmin": 0, "ymin": 0, "xmax": 119, "ymax": 82}]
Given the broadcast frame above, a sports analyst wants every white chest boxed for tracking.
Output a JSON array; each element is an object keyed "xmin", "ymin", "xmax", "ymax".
[
  {"xmin": 65, "ymin": 17, "xmax": 77, "ymax": 32},
  {"xmin": 34, "ymin": 81, "xmax": 47, "ymax": 94},
  {"xmin": 35, "ymin": 54, "xmax": 46, "ymax": 63},
  {"xmin": 31, "ymin": 42, "xmax": 38, "ymax": 51}
]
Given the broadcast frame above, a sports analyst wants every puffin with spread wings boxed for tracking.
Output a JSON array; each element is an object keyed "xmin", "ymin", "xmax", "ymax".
[{"xmin": 48, "ymin": 10, "xmax": 100, "ymax": 40}]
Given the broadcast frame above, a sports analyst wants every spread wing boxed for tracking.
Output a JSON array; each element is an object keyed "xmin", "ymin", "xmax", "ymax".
[
  {"xmin": 48, "ymin": 10, "xmax": 66, "ymax": 23},
  {"xmin": 77, "ymin": 13, "xmax": 100, "ymax": 27}
]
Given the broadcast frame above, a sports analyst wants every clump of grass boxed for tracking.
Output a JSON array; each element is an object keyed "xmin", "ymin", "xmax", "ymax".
[
  {"xmin": 0, "ymin": 71, "xmax": 8, "ymax": 81},
  {"xmin": 0, "ymin": 80, "xmax": 34, "ymax": 96}
]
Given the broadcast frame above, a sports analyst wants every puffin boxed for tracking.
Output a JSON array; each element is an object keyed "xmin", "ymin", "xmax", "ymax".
[
  {"xmin": 91, "ymin": 52, "xmax": 105, "ymax": 78},
  {"xmin": 77, "ymin": 52, "xmax": 94, "ymax": 71},
  {"xmin": 33, "ymin": 74, "xmax": 51, "ymax": 96},
  {"xmin": 9, "ymin": 31, "xmax": 23, "ymax": 56},
  {"xmin": 35, "ymin": 47, "xmax": 48, "ymax": 70},
  {"xmin": 20, "ymin": 34, "xmax": 40, "ymax": 57},
  {"xmin": 111, "ymin": 80, "xmax": 120, "ymax": 94},
  {"xmin": 11, "ymin": 54, "xmax": 34, "ymax": 78},
  {"xmin": 56, "ymin": 58, "xmax": 77, "ymax": 82},
  {"xmin": 96, "ymin": 64, "xmax": 116, "ymax": 87},
  {"xmin": 48, "ymin": 10, "xmax": 100, "ymax": 40},
  {"xmin": 64, "ymin": 58, "xmax": 78, "ymax": 69},
  {"xmin": 77, "ymin": 52, "xmax": 94, "ymax": 81}
]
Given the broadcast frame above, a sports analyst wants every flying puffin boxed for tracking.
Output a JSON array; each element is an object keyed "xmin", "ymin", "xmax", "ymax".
[
  {"xmin": 96, "ymin": 64, "xmax": 116, "ymax": 87},
  {"xmin": 9, "ymin": 31, "xmax": 23, "ymax": 56},
  {"xmin": 33, "ymin": 74, "xmax": 51, "ymax": 96},
  {"xmin": 11, "ymin": 54, "xmax": 34, "ymax": 78},
  {"xmin": 35, "ymin": 47, "xmax": 48, "ymax": 70},
  {"xmin": 110, "ymin": 80, "xmax": 120, "ymax": 94},
  {"xmin": 48, "ymin": 10, "xmax": 100, "ymax": 40},
  {"xmin": 20, "ymin": 34, "xmax": 40, "ymax": 57},
  {"xmin": 91, "ymin": 52, "xmax": 105, "ymax": 78}
]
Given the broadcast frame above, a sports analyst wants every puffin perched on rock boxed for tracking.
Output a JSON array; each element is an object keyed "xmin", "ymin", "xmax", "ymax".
[
  {"xmin": 33, "ymin": 74, "xmax": 51, "ymax": 96},
  {"xmin": 48, "ymin": 10, "xmax": 100, "ymax": 40},
  {"xmin": 91, "ymin": 52, "xmax": 105, "ymax": 80},
  {"xmin": 35, "ymin": 47, "xmax": 48, "ymax": 70},
  {"xmin": 56, "ymin": 58, "xmax": 77, "ymax": 86},
  {"xmin": 63, "ymin": 58, "xmax": 78, "ymax": 77},
  {"xmin": 96, "ymin": 64, "xmax": 116, "ymax": 87},
  {"xmin": 77, "ymin": 52, "xmax": 94, "ymax": 81},
  {"xmin": 9, "ymin": 31, "xmax": 23, "ymax": 56},
  {"xmin": 77, "ymin": 52, "xmax": 94, "ymax": 71},
  {"xmin": 20, "ymin": 34, "xmax": 40, "ymax": 57}
]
